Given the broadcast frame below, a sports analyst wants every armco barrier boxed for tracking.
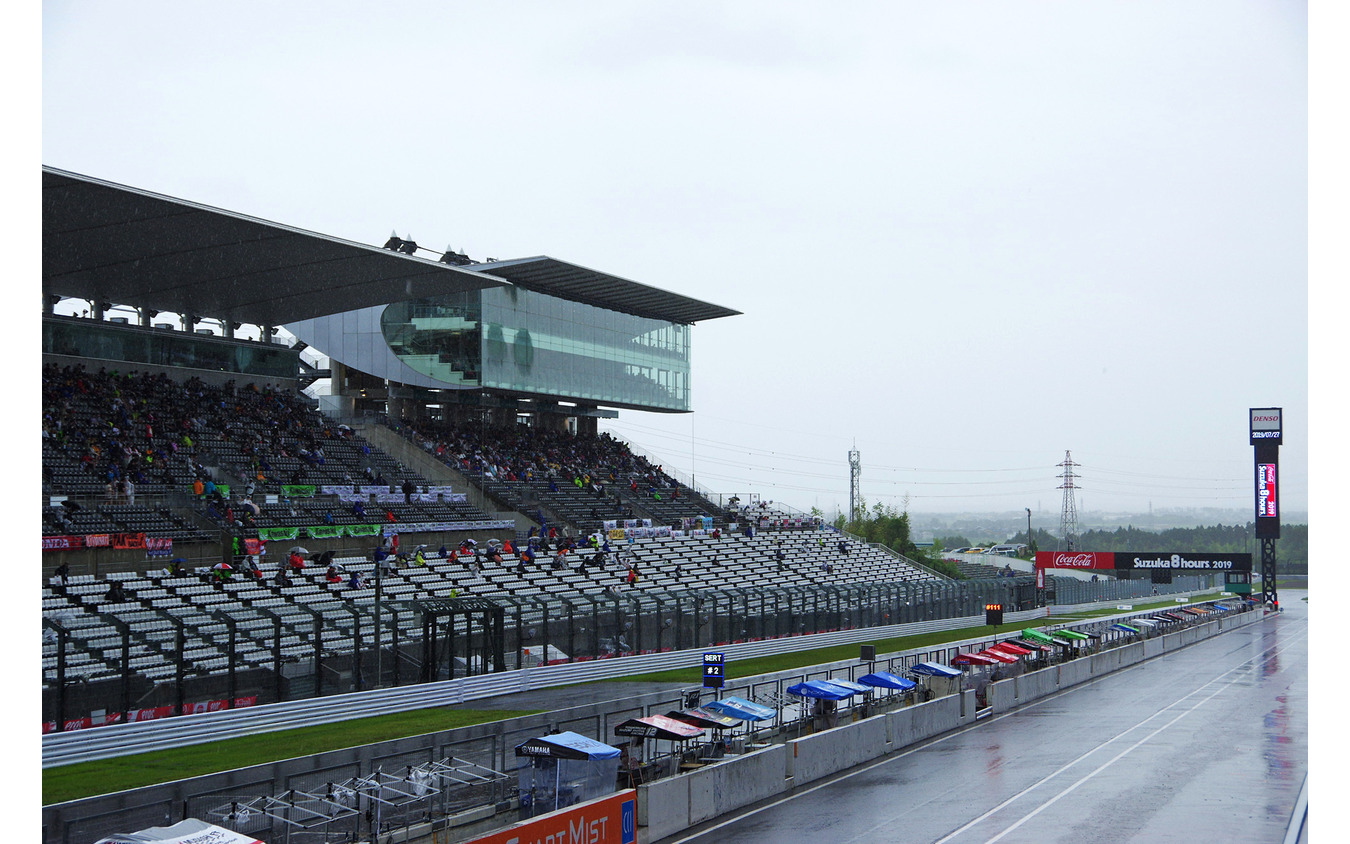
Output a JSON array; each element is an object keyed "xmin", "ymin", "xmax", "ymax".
[{"xmin": 787, "ymin": 713, "xmax": 890, "ymax": 786}]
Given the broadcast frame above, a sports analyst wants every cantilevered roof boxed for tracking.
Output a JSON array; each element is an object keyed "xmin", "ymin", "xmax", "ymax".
[
  {"xmin": 42, "ymin": 166, "xmax": 507, "ymax": 327},
  {"xmin": 470, "ymin": 256, "xmax": 740, "ymax": 325},
  {"xmin": 42, "ymin": 167, "xmax": 739, "ymax": 328}
]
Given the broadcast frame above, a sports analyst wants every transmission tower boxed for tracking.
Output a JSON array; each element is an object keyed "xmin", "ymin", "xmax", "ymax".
[
  {"xmin": 848, "ymin": 445, "xmax": 861, "ymax": 524},
  {"xmin": 1057, "ymin": 450, "xmax": 1081, "ymax": 551}
]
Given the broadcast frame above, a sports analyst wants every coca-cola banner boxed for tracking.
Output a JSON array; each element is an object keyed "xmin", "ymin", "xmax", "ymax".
[
  {"xmin": 1035, "ymin": 551, "xmax": 1116, "ymax": 570},
  {"xmin": 1036, "ymin": 550, "xmax": 1253, "ymax": 572}
]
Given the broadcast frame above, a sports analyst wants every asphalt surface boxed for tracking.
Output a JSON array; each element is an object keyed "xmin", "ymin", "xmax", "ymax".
[{"xmin": 660, "ymin": 593, "xmax": 1308, "ymax": 844}]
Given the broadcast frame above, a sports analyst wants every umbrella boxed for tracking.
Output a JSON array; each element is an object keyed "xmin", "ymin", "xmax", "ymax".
[
  {"xmin": 242, "ymin": 500, "xmax": 261, "ymax": 515},
  {"xmin": 288, "ymin": 546, "xmax": 309, "ymax": 555},
  {"xmin": 60, "ymin": 499, "xmax": 82, "ymax": 512},
  {"xmin": 212, "ymin": 562, "xmax": 232, "ymax": 571}
]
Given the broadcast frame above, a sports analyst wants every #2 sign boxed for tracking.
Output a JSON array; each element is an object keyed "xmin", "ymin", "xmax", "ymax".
[{"xmin": 702, "ymin": 652, "xmax": 725, "ymax": 689}]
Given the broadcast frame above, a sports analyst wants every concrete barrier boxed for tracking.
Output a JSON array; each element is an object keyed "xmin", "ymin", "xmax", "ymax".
[
  {"xmin": 787, "ymin": 713, "xmax": 890, "ymax": 786},
  {"xmin": 890, "ymin": 693, "xmax": 965, "ymax": 748},
  {"xmin": 1058, "ymin": 658, "xmax": 1092, "ymax": 689},
  {"xmin": 688, "ymin": 745, "xmax": 789, "ymax": 826},
  {"xmin": 1023, "ymin": 666, "xmax": 1059, "ymax": 703},
  {"xmin": 1144, "ymin": 636, "xmax": 1165, "ymax": 659},
  {"xmin": 638, "ymin": 770, "xmax": 690, "ymax": 842},
  {"xmin": 1117, "ymin": 642, "xmax": 1145, "ymax": 668}
]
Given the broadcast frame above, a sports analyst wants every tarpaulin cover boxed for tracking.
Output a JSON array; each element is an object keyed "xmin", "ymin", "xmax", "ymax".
[
  {"xmin": 704, "ymin": 696, "xmax": 777, "ymax": 721},
  {"xmin": 786, "ymin": 680, "xmax": 859, "ymax": 701},
  {"xmin": 858, "ymin": 671, "xmax": 918, "ymax": 691},
  {"xmin": 93, "ymin": 818, "xmax": 263, "ymax": 844},
  {"xmin": 911, "ymin": 661, "xmax": 962, "ymax": 678},
  {"xmin": 515, "ymin": 731, "xmax": 622, "ymax": 760},
  {"xmin": 667, "ymin": 707, "xmax": 742, "ymax": 729},
  {"xmin": 613, "ymin": 715, "xmax": 705, "ymax": 741}
]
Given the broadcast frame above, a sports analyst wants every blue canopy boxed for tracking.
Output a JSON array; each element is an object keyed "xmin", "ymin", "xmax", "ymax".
[
  {"xmin": 858, "ymin": 671, "xmax": 918, "ymax": 691},
  {"xmin": 1109, "ymin": 623, "xmax": 1140, "ymax": 634},
  {"xmin": 515, "ymin": 730, "xmax": 621, "ymax": 760},
  {"xmin": 910, "ymin": 661, "xmax": 962, "ymax": 678},
  {"xmin": 787, "ymin": 680, "xmax": 859, "ymax": 701},
  {"xmin": 826, "ymin": 678, "xmax": 874, "ymax": 694},
  {"xmin": 704, "ymin": 696, "xmax": 777, "ymax": 722}
]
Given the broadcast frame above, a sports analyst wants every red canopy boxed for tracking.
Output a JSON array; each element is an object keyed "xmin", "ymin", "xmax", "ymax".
[
  {"xmin": 989, "ymin": 642, "xmax": 1032, "ymax": 656},
  {"xmin": 952, "ymin": 653, "xmax": 1000, "ymax": 666},
  {"xmin": 977, "ymin": 650, "xmax": 1019, "ymax": 663}
]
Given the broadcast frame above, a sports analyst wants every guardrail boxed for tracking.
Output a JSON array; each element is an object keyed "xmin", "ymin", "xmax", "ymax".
[{"xmin": 42, "ymin": 606, "xmax": 1048, "ymax": 768}]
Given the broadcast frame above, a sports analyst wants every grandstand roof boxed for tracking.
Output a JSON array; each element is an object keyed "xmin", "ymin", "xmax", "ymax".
[
  {"xmin": 472, "ymin": 256, "xmax": 741, "ymax": 325},
  {"xmin": 42, "ymin": 167, "xmax": 740, "ymax": 327},
  {"xmin": 42, "ymin": 166, "xmax": 505, "ymax": 328}
]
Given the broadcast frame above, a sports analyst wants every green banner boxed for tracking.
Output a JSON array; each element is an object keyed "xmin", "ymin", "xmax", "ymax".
[
  {"xmin": 259, "ymin": 527, "xmax": 299, "ymax": 541},
  {"xmin": 306, "ymin": 525, "xmax": 343, "ymax": 539},
  {"xmin": 282, "ymin": 485, "xmax": 317, "ymax": 498},
  {"xmin": 345, "ymin": 524, "xmax": 380, "ymax": 537}
]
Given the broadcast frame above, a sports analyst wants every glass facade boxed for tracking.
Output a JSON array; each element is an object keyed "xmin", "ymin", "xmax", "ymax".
[
  {"xmin": 43, "ymin": 317, "xmax": 299, "ymax": 379},
  {"xmin": 380, "ymin": 288, "xmax": 691, "ymax": 411}
]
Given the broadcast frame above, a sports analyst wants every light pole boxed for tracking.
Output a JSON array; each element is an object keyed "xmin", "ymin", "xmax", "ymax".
[{"xmin": 1025, "ymin": 508, "xmax": 1033, "ymax": 553}]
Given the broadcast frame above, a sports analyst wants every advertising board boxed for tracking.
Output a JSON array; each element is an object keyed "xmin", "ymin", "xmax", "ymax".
[{"xmin": 461, "ymin": 790, "xmax": 637, "ymax": 844}]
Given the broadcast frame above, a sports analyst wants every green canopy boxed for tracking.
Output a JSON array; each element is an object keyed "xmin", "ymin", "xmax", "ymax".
[
  {"xmin": 1056, "ymin": 630, "xmax": 1091, "ymax": 641},
  {"xmin": 1020, "ymin": 629, "xmax": 1055, "ymax": 644}
]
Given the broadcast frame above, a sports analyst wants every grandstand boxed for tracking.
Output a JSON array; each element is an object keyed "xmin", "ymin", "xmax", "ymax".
[{"xmin": 41, "ymin": 167, "xmax": 987, "ymax": 734}]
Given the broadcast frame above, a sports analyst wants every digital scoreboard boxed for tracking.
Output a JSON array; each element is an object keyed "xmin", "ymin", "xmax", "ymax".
[
  {"xmin": 702, "ymin": 652, "xmax": 725, "ymax": 689},
  {"xmin": 984, "ymin": 603, "xmax": 1004, "ymax": 626}
]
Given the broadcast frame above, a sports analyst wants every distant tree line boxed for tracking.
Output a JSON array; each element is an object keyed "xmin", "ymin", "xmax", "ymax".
[{"xmin": 836, "ymin": 499, "xmax": 962, "ymax": 578}]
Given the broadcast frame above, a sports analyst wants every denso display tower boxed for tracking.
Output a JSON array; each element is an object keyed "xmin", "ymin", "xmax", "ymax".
[{"xmin": 1249, "ymin": 407, "xmax": 1282, "ymax": 608}]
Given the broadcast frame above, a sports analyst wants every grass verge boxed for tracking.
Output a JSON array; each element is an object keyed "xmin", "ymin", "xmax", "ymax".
[{"xmin": 44, "ymin": 707, "xmax": 535, "ymax": 806}]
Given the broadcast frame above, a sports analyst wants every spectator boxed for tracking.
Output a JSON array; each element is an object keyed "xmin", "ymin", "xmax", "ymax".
[{"xmin": 54, "ymin": 562, "xmax": 71, "ymax": 585}]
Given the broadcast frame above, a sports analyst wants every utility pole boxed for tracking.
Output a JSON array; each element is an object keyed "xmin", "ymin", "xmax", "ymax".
[
  {"xmin": 1057, "ymin": 451, "xmax": 1080, "ymax": 551},
  {"xmin": 848, "ymin": 445, "xmax": 862, "ymax": 525}
]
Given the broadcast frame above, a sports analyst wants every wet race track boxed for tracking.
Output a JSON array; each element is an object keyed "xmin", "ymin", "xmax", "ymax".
[{"xmin": 665, "ymin": 594, "xmax": 1308, "ymax": 844}]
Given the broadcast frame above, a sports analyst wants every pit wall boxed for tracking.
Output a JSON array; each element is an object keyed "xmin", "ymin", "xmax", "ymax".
[{"xmin": 636, "ymin": 608, "xmax": 1264, "ymax": 842}]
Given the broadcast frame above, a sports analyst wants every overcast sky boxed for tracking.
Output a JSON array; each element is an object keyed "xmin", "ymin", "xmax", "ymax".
[{"xmin": 39, "ymin": 1, "xmax": 1312, "ymax": 520}]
